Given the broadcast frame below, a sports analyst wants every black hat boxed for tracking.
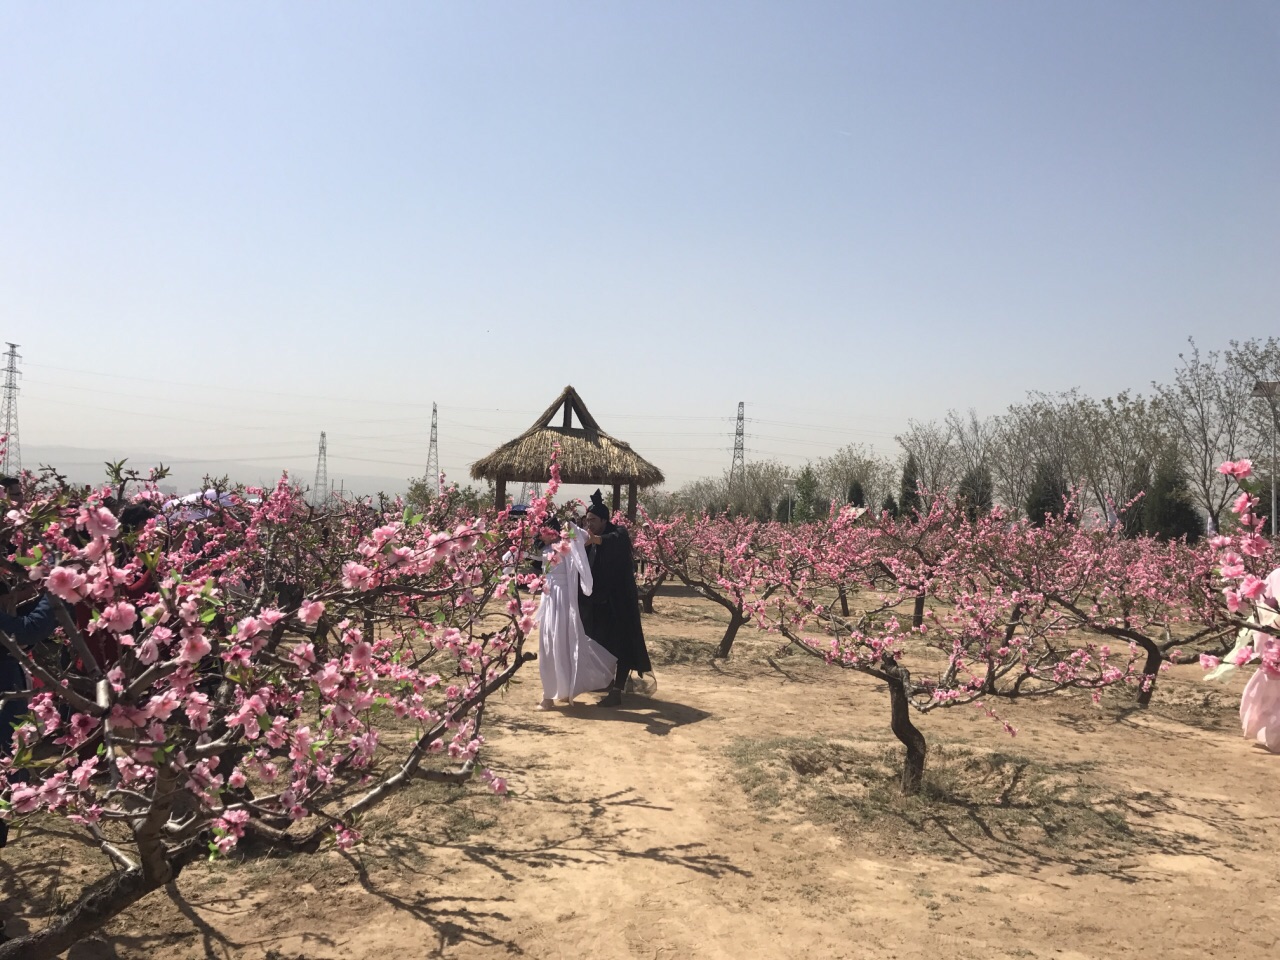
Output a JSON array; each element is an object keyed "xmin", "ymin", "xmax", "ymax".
[{"xmin": 586, "ymin": 489, "xmax": 610, "ymax": 520}]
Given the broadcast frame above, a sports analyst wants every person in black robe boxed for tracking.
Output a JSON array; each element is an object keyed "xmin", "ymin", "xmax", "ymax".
[{"xmin": 578, "ymin": 490, "xmax": 652, "ymax": 707}]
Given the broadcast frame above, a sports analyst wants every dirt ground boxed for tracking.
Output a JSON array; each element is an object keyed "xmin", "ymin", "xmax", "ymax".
[{"xmin": 4, "ymin": 592, "xmax": 1280, "ymax": 959}]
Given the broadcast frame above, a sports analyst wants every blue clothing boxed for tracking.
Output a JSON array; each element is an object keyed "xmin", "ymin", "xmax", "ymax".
[
  {"xmin": 1, "ymin": 592, "xmax": 59, "ymax": 756},
  {"xmin": 0, "ymin": 593, "xmax": 59, "ymax": 648}
]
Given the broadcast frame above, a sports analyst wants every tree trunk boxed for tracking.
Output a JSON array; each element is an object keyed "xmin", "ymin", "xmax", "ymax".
[
  {"xmin": 0, "ymin": 867, "xmax": 163, "ymax": 960},
  {"xmin": 639, "ymin": 571, "xmax": 666, "ymax": 614},
  {"xmin": 987, "ymin": 603, "xmax": 1023, "ymax": 693},
  {"xmin": 885, "ymin": 666, "xmax": 927, "ymax": 795},
  {"xmin": 838, "ymin": 586, "xmax": 850, "ymax": 618},
  {"xmin": 912, "ymin": 592, "xmax": 926, "ymax": 628},
  {"xmin": 715, "ymin": 614, "xmax": 746, "ymax": 660},
  {"xmin": 1135, "ymin": 636, "xmax": 1163, "ymax": 707}
]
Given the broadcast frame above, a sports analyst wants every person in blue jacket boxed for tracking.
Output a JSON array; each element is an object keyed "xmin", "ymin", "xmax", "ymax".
[{"xmin": 1, "ymin": 591, "xmax": 59, "ymax": 853}]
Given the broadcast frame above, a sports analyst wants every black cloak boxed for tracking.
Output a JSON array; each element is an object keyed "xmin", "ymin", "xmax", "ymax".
[{"xmin": 578, "ymin": 521, "xmax": 652, "ymax": 675}]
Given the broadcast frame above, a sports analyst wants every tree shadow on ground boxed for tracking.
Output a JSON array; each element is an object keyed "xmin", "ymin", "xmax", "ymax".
[
  {"xmin": 2, "ymin": 768, "xmax": 723, "ymax": 959},
  {"xmin": 524, "ymin": 786, "xmax": 674, "ymax": 821},
  {"xmin": 448, "ymin": 825, "xmax": 749, "ymax": 883},
  {"xmin": 339, "ymin": 784, "xmax": 750, "ymax": 954},
  {"xmin": 729, "ymin": 737, "xmax": 1262, "ymax": 886},
  {"xmin": 761, "ymin": 655, "xmax": 822, "ymax": 685},
  {"xmin": 368, "ymin": 785, "xmax": 749, "ymax": 883},
  {"xmin": 0, "ymin": 854, "xmax": 79, "ymax": 949},
  {"xmin": 339, "ymin": 851, "xmax": 523, "ymax": 957},
  {"xmin": 494, "ymin": 716, "xmax": 575, "ymax": 738},
  {"xmin": 151, "ymin": 882, "xmax": 350, "ymax": 960},
  {"xmin": 1, "ymin": 857, "xmax": 344, "ymax": 960}
]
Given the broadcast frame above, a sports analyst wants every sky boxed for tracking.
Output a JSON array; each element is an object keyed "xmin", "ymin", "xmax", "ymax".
[{"xmin": 2, "ymin": 1, "xmax": 1278, "ymax": 494}]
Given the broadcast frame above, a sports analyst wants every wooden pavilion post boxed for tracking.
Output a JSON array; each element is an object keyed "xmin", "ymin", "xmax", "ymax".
[
  {"xmin": 494, "ymin": 478, "xmax": 506, "ymax": 511},
  {"xmin": 611, "ymin": 483, "xmax": 622, "ymax": 514},
  {"xmin": 627, "ymin": 482, "xmax": 638, "ymax": 522}
]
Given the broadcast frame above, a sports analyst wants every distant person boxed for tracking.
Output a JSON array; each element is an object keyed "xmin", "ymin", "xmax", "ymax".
[
  {"xmin": 535, "ymin": 516, "xmax": 616, "ymax": 709},
  {"xmin": 578, "ymin": 490, "xmax": 654, "ymax": 707},
  {"xmin": 0, "ymin": 476, "xmax": 22, "ymax": 512}
]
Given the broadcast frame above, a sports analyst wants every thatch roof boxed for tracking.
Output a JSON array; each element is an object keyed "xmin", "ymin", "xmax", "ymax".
[{"xmin": 470, "ymin": 386, "xmax": 665, "ymax": 487}]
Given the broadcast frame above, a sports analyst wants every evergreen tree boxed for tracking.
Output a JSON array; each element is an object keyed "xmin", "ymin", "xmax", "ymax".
[
  {"xmin": 1142, "ymin": 457, "xmax": 1203, "ymax": 542},
  {"xmin": 776, "ymin": 497, "xmax": 793, "ymax": 523},
  {"xmin": 881, "ymin": 494, "xmax": 899, "ymax": 519},
  {"xmin": 956, "ymin": 465, "xmax": 994, "ymax": 522},
  {"xmin": 793, "ymin": 465, "xmax": 821, "ymax": 523},
  {"xmin": 755, "ymin": 499, "xmax": 774, "ymax": 523},
  {"xmin": 1025, "ymin": 460, "xmax": 1069, "ymax": 527},
  {"xmin": 899, "ymin": 454, "xmax": 922, "ymax": 517},
  {"xmin": 846, "ymin": 479, "xmax": 866, "ymax": 508}
]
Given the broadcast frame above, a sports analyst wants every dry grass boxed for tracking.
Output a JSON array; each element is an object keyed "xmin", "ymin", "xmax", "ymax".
[{"xmin": 725, "ymin": 735, "xmax": 1238, "ymax": 877}]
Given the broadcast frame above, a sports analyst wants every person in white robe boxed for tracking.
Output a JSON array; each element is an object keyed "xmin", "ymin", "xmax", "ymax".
[{"xmin": 536, "ymin": 519, "xmax": 617, "ymax": 709}]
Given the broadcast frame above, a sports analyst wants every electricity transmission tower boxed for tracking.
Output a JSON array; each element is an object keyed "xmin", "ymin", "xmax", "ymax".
[
  {"xmin": 518, "ymin": 481, "xmax": 543, "ymax": 504},
  {"xmin": 312, "ymin": 432, "xmax": 328, "ymax": 507},
  {"xmin": 0, "ymin": 344, "xmax": 21, "ymax": 476},
  {"xmin": 729, "ymin": 401, "xmax": 745, "ymax": 491},
  {"xmin": 425, "ymin": 403, "xmax": 440, "ymax": 494}
]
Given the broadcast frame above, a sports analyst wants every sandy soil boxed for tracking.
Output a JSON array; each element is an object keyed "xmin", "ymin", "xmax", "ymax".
[{"xmin": 4, "ymin": 593, "xmax": 1280, "ymax": 959}]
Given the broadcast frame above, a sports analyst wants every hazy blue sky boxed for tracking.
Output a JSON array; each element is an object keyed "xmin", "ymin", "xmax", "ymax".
[{"xmin": 3, "ymin": 2, "xmax": 1278, "ymax": 493}]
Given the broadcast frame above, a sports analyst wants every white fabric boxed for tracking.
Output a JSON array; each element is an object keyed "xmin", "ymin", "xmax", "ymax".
[{"xmin": 537, "ymin": 525, "xmax": 617, "ymax": 701}]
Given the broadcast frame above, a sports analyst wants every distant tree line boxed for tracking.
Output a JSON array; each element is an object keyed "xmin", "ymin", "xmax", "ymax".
[{"xmin": 641, "ymin": 337, "xmax": 1280, "ymax": 542}]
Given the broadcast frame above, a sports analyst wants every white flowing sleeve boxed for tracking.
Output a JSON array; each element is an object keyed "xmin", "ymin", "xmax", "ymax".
[{"xmin": 569, "ymin": 524, "xmax": 593, "ymax": 597}]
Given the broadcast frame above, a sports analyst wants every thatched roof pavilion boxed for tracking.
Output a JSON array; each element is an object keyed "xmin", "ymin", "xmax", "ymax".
[{"xmin": 470, "ymin": 386, "xmax": 664, "ymax": 520}]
